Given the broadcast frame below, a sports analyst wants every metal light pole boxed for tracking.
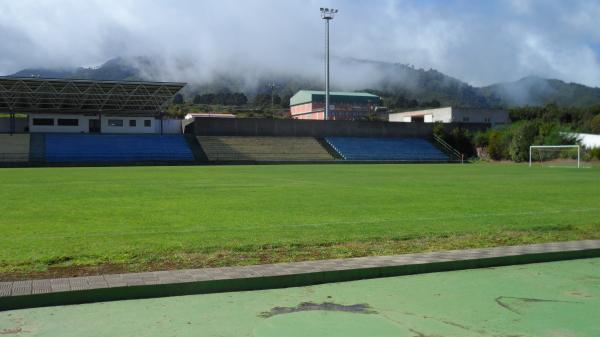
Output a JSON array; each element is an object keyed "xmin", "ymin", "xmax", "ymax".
[{"xmin": 320, "ymin": 7, "xmax": 338, "ymax": 120}]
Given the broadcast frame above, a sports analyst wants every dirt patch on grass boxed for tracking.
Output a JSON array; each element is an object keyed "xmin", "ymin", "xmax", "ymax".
[{"xmin": 1, "ymin": 229, "xmax": 598, "ymax": 281}]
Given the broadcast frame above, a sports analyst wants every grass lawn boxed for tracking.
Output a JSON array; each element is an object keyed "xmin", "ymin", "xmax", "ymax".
[{"xmin": 0, "ymin": 163, "xmax": 598, "ymax": 279}]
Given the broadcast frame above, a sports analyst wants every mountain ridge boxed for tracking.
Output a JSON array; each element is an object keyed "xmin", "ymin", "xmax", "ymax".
[{"xmin": 10, "ymin": 57, "xmax": 600, "ymax": 108}]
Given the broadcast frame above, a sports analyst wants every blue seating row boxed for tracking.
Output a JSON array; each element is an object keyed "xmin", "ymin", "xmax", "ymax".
[
  {"xmin": 325, "ymin": 137, "xmax": 449, "ymax": 161},
  {"xmin": 44, "ymin": 134, "xmax": 194, "ymax": 163}
]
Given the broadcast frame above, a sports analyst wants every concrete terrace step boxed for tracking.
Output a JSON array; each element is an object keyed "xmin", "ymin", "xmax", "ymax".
[
  {"xmin": 197, "ymin": 136, "xmax": 334, "ymax": 161},
  {"xmin": 1, "ymin": 239, "xmax": 599, "ymax": 311}
]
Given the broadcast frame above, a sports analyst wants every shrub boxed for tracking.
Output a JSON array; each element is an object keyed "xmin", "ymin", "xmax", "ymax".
[
  {"xmin": 446, "ymin": 127, "xmax": 475, "ymax": 158},
  {"xmin": 588, "ymin": 148, "xmax": 600, "ymax": 160},
  {"xmin": 591, "ymin": 114, "xmax": 600, "ymax": 134},
  {"xmin": 473, "ymin": 131, "xmax": 489, "ymax": 148},
  {"xmin": 510, "ymin": 122, "xmax": 538, "ymax": 162},
  {"xmin": 433, "ymin": 121, "xmax": 445, "ymax": 139},
  {"xmin": 488, "ymin": 131, "xmax": 507, "ymax": 160}
]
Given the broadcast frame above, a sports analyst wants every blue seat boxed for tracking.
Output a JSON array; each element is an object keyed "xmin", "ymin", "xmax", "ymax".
[
  {"xmin": 44, "ymin": 134, "xmax": 194, "ymax": 163},
  {"xmin": 325, "ymin": 137, "xmax": 449, "ymax": 161}
]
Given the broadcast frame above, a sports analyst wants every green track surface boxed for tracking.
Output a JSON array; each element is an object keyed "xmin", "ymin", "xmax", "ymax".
[
  {"xmin": 1, "ymin": 258, "xmax": 598, "ymax": 336},
  {"xmin": 0, "ymin": 163, "xmax": 599, "ymax": 276}
]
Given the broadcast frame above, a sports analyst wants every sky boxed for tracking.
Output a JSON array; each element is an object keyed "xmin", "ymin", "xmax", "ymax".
[{"xmin": 1, "ymin": 0, "xmax": 600, "ymax": 88}]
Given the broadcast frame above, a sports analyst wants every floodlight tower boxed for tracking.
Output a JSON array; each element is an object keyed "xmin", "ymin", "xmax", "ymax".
[{"xmin": 320, "ymin": 7, "xmax": 338, "ymax": 120}]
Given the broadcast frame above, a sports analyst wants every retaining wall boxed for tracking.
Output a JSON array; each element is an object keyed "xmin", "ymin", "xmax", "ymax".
[{"xmin": 187, "ymin": 118, "xmax": 490, "ymax": 138}]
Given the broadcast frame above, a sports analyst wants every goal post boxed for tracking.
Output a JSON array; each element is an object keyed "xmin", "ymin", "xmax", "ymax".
[{"xmin": 529, "ymin": 145, "xmax": 580, "ymax": 168}]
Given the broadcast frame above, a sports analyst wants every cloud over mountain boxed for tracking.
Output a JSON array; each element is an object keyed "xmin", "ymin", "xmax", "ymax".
[{"xmin": 1, "ymin": 0, "xmax": 600, "ymax": 88}]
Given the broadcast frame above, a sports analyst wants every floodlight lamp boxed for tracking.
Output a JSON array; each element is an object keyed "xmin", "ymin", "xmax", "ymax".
[{"xmin": 320, "ymin": 7, "xmax": 337, "ymax": 20}]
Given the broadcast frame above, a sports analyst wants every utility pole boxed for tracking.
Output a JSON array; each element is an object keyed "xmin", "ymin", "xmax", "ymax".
[
  {"xmin": 267, "ymin": 81, "xmax": 276, "ymax": 109},
  {"xmin": 320, "ymin": 7, "xmax": 338, "ymax": 121}
]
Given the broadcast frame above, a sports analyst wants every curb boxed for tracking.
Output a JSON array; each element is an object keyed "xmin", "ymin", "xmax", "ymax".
[{"xmin": 1, "ymin": 240, "xmax": 599, "ymax": 311}]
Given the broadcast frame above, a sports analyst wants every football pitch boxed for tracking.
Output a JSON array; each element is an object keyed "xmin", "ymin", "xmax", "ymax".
[{"xmin": 0, "ymin": 163, "xmax": 598, "ymax": 279}]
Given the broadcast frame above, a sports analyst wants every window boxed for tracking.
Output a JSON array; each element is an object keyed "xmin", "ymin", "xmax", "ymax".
[
  {"xmin": 462, "ymin": 117, "xmax": 470, "ymax": 122},
  {"xmin": 33, "ymin": 118, "xmax": 54, "ymax": 126},
  {"xmin": 144, "ymin": 119, "xmax": 152, "ymax": 127},
  {"xmin": 57, "ymin": 118, "xmax": 79, "ymax": 126},
  {"xmin": 484, "ymin": 117, "xmax": 491, "ymax": 123},
  {"xmin": 108, "ymin": 119, "xmax": 123, "ymax": 127},
  {"xmin": 129, "ymin": 119, "xmax": 137, "ymax": 127}
]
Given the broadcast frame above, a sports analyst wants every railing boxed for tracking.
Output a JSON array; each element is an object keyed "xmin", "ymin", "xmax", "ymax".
[
  {"xmin": 0, "ymin": 152, "xmax": 197, "ymax": 163},
  {"xmin": 206, "ymin": 151, "xmax": 454, "ymax": 162},
  {"xmin": 432, "ymin": 134, "xmax": 464, "ymax": 163}
]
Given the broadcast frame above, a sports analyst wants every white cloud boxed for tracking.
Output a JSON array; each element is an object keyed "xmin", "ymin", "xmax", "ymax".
[
  {"xmin": 506, "ymin": 0, "xmax": 535, "ymax": 15},
  {"xmin": 0, "ymin": 0, "xmax": 599, "ymax": 87}
]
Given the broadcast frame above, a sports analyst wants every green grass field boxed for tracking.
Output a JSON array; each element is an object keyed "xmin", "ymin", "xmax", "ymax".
[{"xmin": 0, "ymin": 163, "xmax": 598, "ymax": 279}]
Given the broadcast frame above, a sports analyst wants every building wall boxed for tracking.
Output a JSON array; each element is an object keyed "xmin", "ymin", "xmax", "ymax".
[
  {"xmin": 451, "ymin": 108, "xmax": 509, "ymax": 125},
  {"xmin": 101, "ymin": 116, "xmax": 155, "ymax": 134},
  {"xmin": 0, "ymin": 118, "xmax": 28, "ymax": 133},
  {"xmin": 29, "ymin": 114, "xmax": 95, "ymax": 133},
  {"xmin": 158, "ymin": 119, "xmax": 184, "ymax": 134},
  {"xmin": 290, "ymin": 101, "xmax": 376, "ymax": 121},
  {"xmin": 567, "ymin": 132, "xmax": 600, "ymax": 149},
  {"xmin": 389, "ymin": 107, "xmax": 452, "ymax": 123},
  {"xmin": 389, "ymin": 107, "xmax": 508, "ymax": 126},
  {"xmin": 28, "ymin": 114, "xmax": 159, "ymax": 134},
  {"xmin": 290, "ymin": 103, "xmax": 323, "ymax": 120},
  {"xmin": 290, "ymin": 102, "xmax": 313, "ymax": 116}
]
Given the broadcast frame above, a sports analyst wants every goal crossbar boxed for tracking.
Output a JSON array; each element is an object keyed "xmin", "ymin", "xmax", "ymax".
[{"xmin": 529, "ymin": 145, "xmax": 580, "ymax": 168}]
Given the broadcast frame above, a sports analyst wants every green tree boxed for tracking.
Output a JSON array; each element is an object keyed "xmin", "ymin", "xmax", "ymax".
[
  {"xmin": 591, "ymin": 114, "xmax": 600, "ymax": 134},
  {"xmin": 432, "ymin": 121, "xmax": 445, "ymax": 139},
  {"xmin": 509, "ymin": 122, "xmax": 538, "ymax": 162},
  {"xmin": 473, "ymin": 131, "xmax": 489, "ymax": 148},
  {"xmin": 488, "ymin": 131, "xmax": 506, "ymax": 160}
]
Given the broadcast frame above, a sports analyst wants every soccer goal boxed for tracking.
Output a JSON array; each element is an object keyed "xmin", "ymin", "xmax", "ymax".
[{"xmin": 529, "ymin": 145, "xmax": 580, "ymax": 168}]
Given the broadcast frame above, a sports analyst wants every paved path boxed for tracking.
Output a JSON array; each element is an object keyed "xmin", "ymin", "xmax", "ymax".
[{"xmin": 1, "ymin": 239, "xmax": 599, "ymax": 311}]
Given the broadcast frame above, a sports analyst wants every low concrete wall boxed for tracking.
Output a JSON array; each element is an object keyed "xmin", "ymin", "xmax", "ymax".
[
  {"xmin": 442, "ymin": 123, "xmax": 491, "ymax": 133},
  {"xmin": 187, "ymin": 118, "xmax": 491, "ymax": 138},
  {"xmin": 189, "ymin": 118, "xmax": 433, "ymax": 138}
]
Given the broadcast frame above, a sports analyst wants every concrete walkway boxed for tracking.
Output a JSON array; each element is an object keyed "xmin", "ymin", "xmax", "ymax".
[
  {"xmin": 2, "ymin": 258, "xmax": 599, "ymax": 337},
  {"xmin": 1, "ymin": 239, "xmax": 599, "ymax": 311}
]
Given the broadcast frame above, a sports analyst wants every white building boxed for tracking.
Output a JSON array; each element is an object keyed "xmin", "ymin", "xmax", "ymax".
[
  {"xmin": 389, "ymin": 107, "xmax": 509, "ymax": 126},
  {"xmin": 566, "ymin": 132, "xmax": 600, "ymax": 149},
  {"xmin": 184, "ymin": 113, "xmax": 236, "ymax": 120}
]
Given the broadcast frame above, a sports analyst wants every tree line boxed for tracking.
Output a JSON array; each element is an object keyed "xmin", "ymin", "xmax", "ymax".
[{"xmin": 436, "ymin": 103, "xmax": 600, "ymax": 162}]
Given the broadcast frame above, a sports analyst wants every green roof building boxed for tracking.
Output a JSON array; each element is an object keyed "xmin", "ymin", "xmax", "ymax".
[{"xmin": 289, "ymin": 90, "xmax": 383, "ymax": 121}]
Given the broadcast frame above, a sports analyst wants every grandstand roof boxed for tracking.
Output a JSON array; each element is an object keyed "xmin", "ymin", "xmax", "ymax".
[
  {"xmin": 0, "ymin": 77, "xmax": 185, "ymax": 115},
  {"xmin": 290, "ymin": 90, "xmax": 380, "ymax": 106}
]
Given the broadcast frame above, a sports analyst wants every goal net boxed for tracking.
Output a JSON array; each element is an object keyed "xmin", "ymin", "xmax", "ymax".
[{"xmin": 529, "ymin": 145, "xmax": 580, "ymax": 168}]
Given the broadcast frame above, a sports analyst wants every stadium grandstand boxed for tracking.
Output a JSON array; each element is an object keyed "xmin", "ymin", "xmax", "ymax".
[
  {"xmin": 0, "ymin": 77, "xmax": 468, "ymax": 165},
  {"xmin": 325, "ymin": 137, "xmax": 449, "ymax": 161},
  {"xmin": 187, "ymin": 118, "xmax": 466, "ymax": 163},
  {"xmin": 0, "ymin": 76, "xmax": 193, "ymax": 164}
]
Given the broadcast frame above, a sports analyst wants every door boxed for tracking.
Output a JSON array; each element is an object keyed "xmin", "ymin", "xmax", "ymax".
[{"xmin": 89, "ymin": 119, "xmax": 101, "ymax": 133}]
